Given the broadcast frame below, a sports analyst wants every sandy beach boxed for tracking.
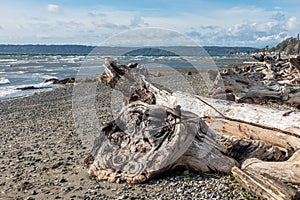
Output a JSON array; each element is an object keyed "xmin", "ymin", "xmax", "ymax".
[{"xmin": 0, "ymin": 70, "xmax": 254, "ymax": 200}]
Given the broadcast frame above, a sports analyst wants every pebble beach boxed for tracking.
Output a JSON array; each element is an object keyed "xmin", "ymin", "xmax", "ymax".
[{"xmin": 0, "ymin": 69, "xmax": 256, "ymax": 200}]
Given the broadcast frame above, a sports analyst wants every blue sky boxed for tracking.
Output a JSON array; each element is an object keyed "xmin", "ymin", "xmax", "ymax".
[{"xmin": 0, "ymin": 0, "xmax": 299, "ymax": 47}]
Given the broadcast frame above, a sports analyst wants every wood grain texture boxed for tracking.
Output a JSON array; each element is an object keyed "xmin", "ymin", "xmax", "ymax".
[{"xmin": 85, "ymin": 58, "xmax": 300, "ymax": 191}]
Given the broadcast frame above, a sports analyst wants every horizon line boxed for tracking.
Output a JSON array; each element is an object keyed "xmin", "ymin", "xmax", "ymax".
[{"xmin": 0, "ymin": 44, "xmax": 260, "ymax": 48}]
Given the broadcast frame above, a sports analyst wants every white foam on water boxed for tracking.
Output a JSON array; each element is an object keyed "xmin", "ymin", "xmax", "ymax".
[
  {"xmin": 10, "ymin": 60, "xmax": 31, "ymax": 65},
  {"xmin": 34, "ymin": 81, "xmax": 54, "ymax": 87},
  {"xmin": 11, "ymin": 71, "xmax": 26, "ymax": 74},
  {"xmin": 0, "ymin": 88, "xmax": 18, "ymax": 98},
  {"xmin": 0, "ymin": 59, "xmax": 17, "ymax": 62},
  {"xmin": 0, "ymin": 77, "xmax": 10, "ymax": 85},
  {"xmin": 38, "ymin": 74, "xmax": 58, "ymax": 80},
  {"xmin": 15, "ymin": 81, "xmax": 53, "ymax": 89},
  {"xmin": 0, "ymin": 81, "xmax": 55, "ymax": 99},
  {"xmin": 44, "ymin": 68, "xmax": 57, "ymax": 72}
]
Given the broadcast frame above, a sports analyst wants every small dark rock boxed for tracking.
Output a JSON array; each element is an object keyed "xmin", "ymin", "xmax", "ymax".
[
  {"xmin": 31, "ymin": 190, "xmax": 38, "ymax": 195},
  {"xmin": 51, "ymin": 161, "xmax": 64, "ymax": 169},
  {"xmin": 18, "ymin": 181, "xmax": 33, "ymax": 191},
  {"xmin": 60, "ymin": 177, "xmax": 68, "ymax": 183},
  {"xmin": 25, "ymin": 197, "xmax": 35, "ymax": 200}
]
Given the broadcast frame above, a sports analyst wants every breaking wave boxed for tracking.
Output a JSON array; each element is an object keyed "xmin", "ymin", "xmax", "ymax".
[{"xmin": 0, "ymin": 77, "xmax": 10, "ymax": 85}]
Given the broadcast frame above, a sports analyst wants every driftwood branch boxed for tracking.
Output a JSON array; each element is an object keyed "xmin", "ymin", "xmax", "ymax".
[
  {"xmin": 232, "ymin": 150, "xmax": 300, "ymax": 200},
  {"xmin": 211, "ymin": 55, "xmax": 300, "ymax": 108},
  {"xmin": 241, "ymin": 150, "xmax": 300, "ymax": 184},
  {"xmin": 232, "ymin": 167, "xmax": 299, "ymax": 200}
]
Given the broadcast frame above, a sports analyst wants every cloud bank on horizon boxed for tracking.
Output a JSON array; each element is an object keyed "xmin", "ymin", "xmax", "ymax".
[{"xmin": 0, "ymin": 0, "xmax": 299, "ymax": 47}]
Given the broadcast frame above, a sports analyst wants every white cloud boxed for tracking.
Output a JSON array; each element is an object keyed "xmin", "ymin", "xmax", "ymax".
[
  {"xmin": 100, "ymin": 28, "xmax": 197, "ymax": 46},
  {"xmin": 272, "ymin": 12, "xmax": 285, "ymax": 21},
  {"xmin": 55, "ymin": 20, "xmax": 83, "ymax": 29},
  {"xmin": 87, "ymin": 12, "xmax": 106, "ymax": 18},
  {"xmin": 274, "ymin": 6, "xmax": 282, "ymax": 10},
  {"xmin": 36, "ymin": 34, "xmax": 51, "ymax": 39},
  {"xmin": 256, "ymin": 32, "xmax": 288, "ymax": 42},
  {"xmin": 184, "ymin": 15, "xmax": 292, "ymax": 47},
  {"xmin": 286, "ymin": 16, "xmax": 299, "ymax": 31},
  {"xmin": 0, "ymin": 3, "xmax": 299, "ymax": 46},
  {"xmin": 92, "ymin": 21, "xmax": 129, "ymax": 30},
  {"xmin": 181, "ymin": 6, "xmax": 300, "ymax": 47},
  {"xmin": 210, "ymin": 6, "xmax": 266, "ymax": 25},
  {"xmin": 47, "ymin": 4, "xmax": 61, "ymax": 13},
  {"xmin": 130, "ymin": 16, "xmax": 149, "ymax": 27}
]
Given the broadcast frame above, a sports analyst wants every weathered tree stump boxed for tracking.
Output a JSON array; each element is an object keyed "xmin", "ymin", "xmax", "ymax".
[{"xmin": 85, "ymin": 102, "xmax": 237, "ymax": 183}]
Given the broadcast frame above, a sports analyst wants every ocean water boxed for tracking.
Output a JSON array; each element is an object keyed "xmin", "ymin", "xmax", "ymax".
[
  {"xmin": 0, "ymin": 54, "xmax": 240, "ymax": 101},
  {"xmin": 0, "ymin": 55, "xmax": 90, "ymax": 100}
]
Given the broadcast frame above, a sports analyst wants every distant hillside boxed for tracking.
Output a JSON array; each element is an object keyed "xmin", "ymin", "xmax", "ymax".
[
  {"xmin": 0, "ymin": 45, "xmax": 94, "ymax": 55},
  {"xmin": 270, "ymin": 37, "xmax": 300, "ymax": 55},
  {"xmin": 0, "ymin": 44, "xmax": 258, "ymax": 56}
]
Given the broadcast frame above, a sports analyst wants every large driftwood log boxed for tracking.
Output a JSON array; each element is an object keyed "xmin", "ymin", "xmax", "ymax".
[
  {"xmin": 210, "ymin": 55, "xmax": 300, "ymax": 108},
  {"xmin": 99, "ymin": 59, "xmax": 300, "ymax": 144},
  {"xmin": 85, "ymin": 102, "xmax": 236, "ymax": 183},
  {"xmin": 227, "ymin": 140, "xmax": 287, "ymax": 164},
  {"xmin": 241, "ymin": 150, "xmax": 300, "ymax": 184},
  {"xmin": 85, "ymin": 58, "xmax": 300, "ymax": 197},
  {"xmin": 232, "ymin": 150, "xmax": 300, "ymax": 200},
  {"xmin": 85, "ymin": 58, "xmax": 237, "ymax": 183},
  {"xmin": 171, "ymin": 92, "xmax": 300, "ymax": 152},
  {"xmin": 232, "ymin": 167, "xmax": 299, "ymax": 200}
]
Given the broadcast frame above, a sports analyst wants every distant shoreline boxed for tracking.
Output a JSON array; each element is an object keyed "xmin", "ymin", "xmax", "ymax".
[{"xmin": 0, "ymin": 45, "xmax": 259, "ymax": 56}]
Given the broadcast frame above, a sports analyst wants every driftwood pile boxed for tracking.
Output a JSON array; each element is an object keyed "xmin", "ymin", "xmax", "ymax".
[
  {"xmin": 84, "ymin": 58, "xmax": 300, "ymax": 200},
  {"xmin": 210, "ymin": 55, "xmax": 300, "ymax": 108}
]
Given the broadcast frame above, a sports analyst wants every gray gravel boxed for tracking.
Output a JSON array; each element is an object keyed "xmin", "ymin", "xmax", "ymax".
[{"xmin": 0, "ymin": 73, "xmax": 257, "ymax": 199}]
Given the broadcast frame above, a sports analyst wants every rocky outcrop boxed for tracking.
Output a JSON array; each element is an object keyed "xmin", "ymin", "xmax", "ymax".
[
  {"xmin": 273, "ymin": 37, "xmax": 300, "ymax": 55},
  {"xmin": 45, "ymin": 77, "xmax": 75, "ymax": 84}
]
